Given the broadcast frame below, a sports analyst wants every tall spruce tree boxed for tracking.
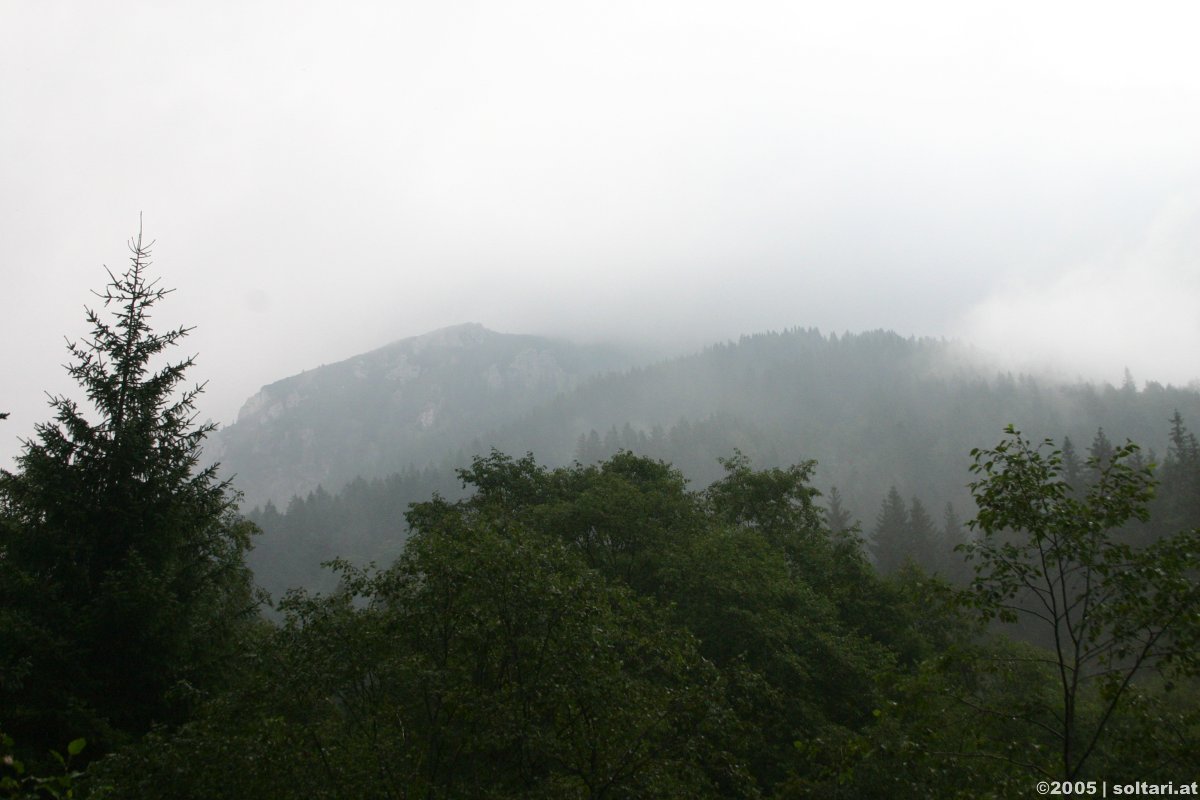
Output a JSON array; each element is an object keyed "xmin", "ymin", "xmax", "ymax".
[
  {"xmin": 1061, "ymin": 435, "xmax": 1081, "ymax": 493},
  {"xmin": 907, "ymin": 496, "xmax": 938, "ymax": 572},
  {"xmin": 0, "ymin": 226, "xmax": 257, "ymax": 752},
  {"xmin": 1160, "ymin": 411, "xmax": 1200, "ymax": 535},
  {"xmin": 870, "ymin": 486, "xmax": 910, "ymax": 575},
  {"xmin": 824, "ymin": 486, "xmax": 854, "ymax": 536},
  {"xmin": 939, "ymin": 502, "xmax": 971, "ymax": 584},
  {"xmin": 1086, "ymin": 427, "xmax": 1115, "ymax": 478}
]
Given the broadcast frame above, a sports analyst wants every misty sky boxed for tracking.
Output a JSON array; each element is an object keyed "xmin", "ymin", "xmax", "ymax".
[{"xmin": 3, "ymin": 0, "xmax": 1199, "ymax": 469}]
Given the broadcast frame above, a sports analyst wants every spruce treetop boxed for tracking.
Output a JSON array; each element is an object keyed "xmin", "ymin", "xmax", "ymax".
[
  {"xmin": 0, "ymin": 223, "xmax": 254, "ymax": 750},
  {"xmin": 21, "ymin": 223, "xmax": 223, "ymax": 502}
]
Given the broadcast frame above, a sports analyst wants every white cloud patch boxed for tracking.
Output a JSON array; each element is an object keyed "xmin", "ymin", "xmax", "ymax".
[{"xmin": 958, "ymin": 195, "xmax": 1200, "ymax": 387}]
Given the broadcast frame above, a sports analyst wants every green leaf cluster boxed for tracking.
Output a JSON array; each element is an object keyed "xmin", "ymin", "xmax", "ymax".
[
  {"xmin": 961, "ymin": 426, "xmax": 1200, "ymax": 779},
  {"xmin": 91, "ymin": 449, "xmax": 935, "ymax": 797}
]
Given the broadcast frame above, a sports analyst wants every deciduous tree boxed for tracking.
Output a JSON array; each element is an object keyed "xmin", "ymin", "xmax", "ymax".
[{"xmin": 963, "ymin": 426, "xmax": 1200, "ymax": 778}]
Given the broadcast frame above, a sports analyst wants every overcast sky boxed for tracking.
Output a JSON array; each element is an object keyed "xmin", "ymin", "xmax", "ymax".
[{"xmin": 3, "ymin": 0, "xmax": 1199, "ymax": 468}]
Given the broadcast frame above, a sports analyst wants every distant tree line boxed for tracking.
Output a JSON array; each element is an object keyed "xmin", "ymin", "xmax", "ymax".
[{"xmin": 247, "ymin": 411, "xmax": 1200, "ymax": 599}]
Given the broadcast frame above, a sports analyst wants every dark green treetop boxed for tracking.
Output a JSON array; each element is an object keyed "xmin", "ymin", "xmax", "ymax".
[
  {"xmin": 1160, "ymin": 411, "xmax": 1200, "ymax": 534},
  {"xmin": 870, "ymin": 486, "xmax": 910, "ymax": 575},
  {"xmin": 824, "ymin": 485, "xmax": 854, "ymax": 536}
]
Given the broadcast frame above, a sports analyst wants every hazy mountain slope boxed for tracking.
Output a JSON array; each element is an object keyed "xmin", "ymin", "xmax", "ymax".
[
  {"xmin": 209, "ymin": 323, "xmax": 638, "ymax": 508},
  {"xmin": 238, "ymin": 325, "xmax": 1200, "ymax": 597},
  {"xmin": 221, "ymin": 324, "xmax": 1200, "ymax": 516},
  {"xmin": 480, "ymin": 328, "xmax": 1200, "ymax": 516}
]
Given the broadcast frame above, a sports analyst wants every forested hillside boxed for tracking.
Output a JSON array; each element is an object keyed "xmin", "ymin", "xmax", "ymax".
[
  {"xmin": 243, "ymin": 327, "xmax": 1200, "ymax": 597},
  {"xmin": 488, "ymin": 328, "xmax": 1200, "ymax": 509}
]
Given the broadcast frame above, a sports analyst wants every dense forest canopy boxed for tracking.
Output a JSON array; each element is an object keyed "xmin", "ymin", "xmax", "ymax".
[{"xmin": 63, "ymin": 443, "xmax": 1200, "ymax": 797}]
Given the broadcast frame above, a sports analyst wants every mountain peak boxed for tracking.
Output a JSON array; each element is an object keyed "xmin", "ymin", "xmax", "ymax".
[
  {"xmin": 213, "ymin": 324, "xmax": 639, "ymax": 507},
  {"xmin": 405, "ymin": 322, "xmax": 494, "ymax": 351}
]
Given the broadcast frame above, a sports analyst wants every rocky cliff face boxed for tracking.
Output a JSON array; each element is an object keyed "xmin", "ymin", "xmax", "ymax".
[{"xmin": 209, "ymin": 323, "xmax": 635, "ymax": 509}]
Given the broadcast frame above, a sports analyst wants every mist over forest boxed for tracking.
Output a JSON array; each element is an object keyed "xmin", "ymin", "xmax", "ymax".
[
  {"xmin": 5, "ymin": 261, "xmax": 1199, "ymax": 797},
  {"xmin": 5, "ymin": 1, "xmax": 1200, "ymax": 796}
]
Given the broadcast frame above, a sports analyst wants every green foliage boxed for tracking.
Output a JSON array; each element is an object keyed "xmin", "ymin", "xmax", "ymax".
[
  {"xmin": 1, "ymin": 731, "xmax": 86, "ymax": 799},
  {"xmin": 94, "ymin": 499, "xmax": 746, "ymax": 797},
  {"xmin": 790, "ymin": 637, "xmax": 1061, "ymax": 798},
  {"xmin": 1158, "ymin": 411, "xmax": 1200, "ymax": 536},
  {"xmin": 938, "ymin": 503, "xmax": 972, "ymax": 585},
  {"xmin": 706, "ymin": 451, "xmax": 822, "ymax": 538},
  {"xmin": 65, "ymin": 436, "xmax": 1200, "ymax": 797},
  {"xmin": 398, "ymin": 451, "xmax": 918, "ymax": 790},
  {"xmin": 962, "ymin": 425, "xmax": 1200, "ymax": 778},
  {"xmin": 1094, "ymin": 675, "xmax": 1200, "ymax": 781},
  {"xmin": 868, "ymin": 488, "xmax": 961, "ymax": 580},
  {"xmin": 0, "ymin": 228, "xmax": 257, "ymax": 754},
  {"xmin": 824, "ymin": 486, "xmax": 854, "ymax": 536},
  {"xmin": 870, "ymin": 486, "xmax": 912, "ymax": 575},
  {"xmin": 88, "ymin": 449, "xmax": 945, "ymax": 797}
]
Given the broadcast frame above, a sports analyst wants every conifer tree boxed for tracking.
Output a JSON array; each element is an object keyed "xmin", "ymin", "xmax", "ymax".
[
  {"xmin": 1061, "ymin": 435, "xmax": 1081, "ymax": 492},
  {"xmin": 0, "ymin": 226, "xmax": 257, "ymax": 752},
  {"xmin": 824, "ymin": 486, "xmax": 854, "ymax": 536},
  {"xmin": 1086, "ymin": 427, "xmax": 1114, "ymax": 478},
  {"xmin": 907, "ymin": 496, "xmax": 938, "ymax": 572},
  {"xmin": 1161, "ymin": 411, "xmax": 1200, "ymax": 533},
  {"xmin": 939, "ymin": 502, "xmax": 971, "ymax": 584},
  {"xmin": 870, "ymin": 486, "xmax": 910, "ymax": 575}
]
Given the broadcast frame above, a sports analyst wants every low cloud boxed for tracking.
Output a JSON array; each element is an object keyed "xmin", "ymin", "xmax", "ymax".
[{"xmin": 958, "ymin": 195, "xmax": 1200, "ymax": 388}]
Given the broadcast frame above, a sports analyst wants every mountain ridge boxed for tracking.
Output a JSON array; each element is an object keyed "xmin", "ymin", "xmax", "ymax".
[
  {"xmin": 209, "ymin": 323, "xmax": 641, "ymax": 507},
  {"xmin": 213, "ymin": 323, "xmax": 1200, "ymax": 518}
]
